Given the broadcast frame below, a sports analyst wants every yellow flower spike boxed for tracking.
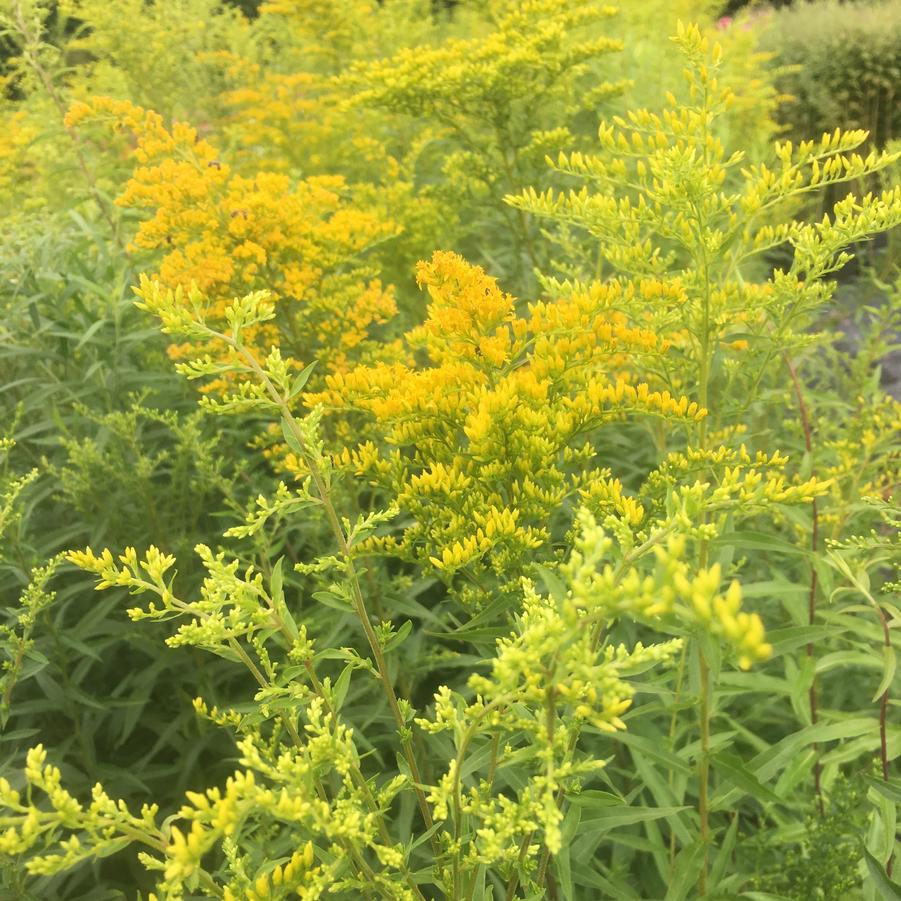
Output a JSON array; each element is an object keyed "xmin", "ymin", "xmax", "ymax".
[
  {"xmin": 186, "ymin": 820, "xmax": 205, "ymax": 854},
  {"xmin": 691, "ymin": 589, "xmax": 712, "ymax": 620},
  {"xmin": 184, "ymin": 791, "xmax": 209, "ymax": 810},
  {"xmin": 724, "ymin": 580, "xmax": 742, "ymax": 614}
]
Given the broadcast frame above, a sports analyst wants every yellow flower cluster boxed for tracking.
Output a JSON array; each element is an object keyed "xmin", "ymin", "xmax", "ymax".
[
  {"xmin": 343, "ymin": 1, "xmax": 621, "ymax": 120},
  {"xmin": 257, "ymin": 0, "xmax": 382, "ymax": 73},
  {"xmin": 197, "ymin": 53, "xmax": 325, "ymax": 173},
  {"xmin": 0, "ymin": 109, "xmax": 42, "ymax": 214},
  {"xmin": 317, "ymin": 251, "xmax": 703, "ymax": 605},
  {"xmin": 579, "ymin": 470, "xmax": 646, "ymax": 526},
  {"xmin": 570, "ymin": 520, "xmax": 773, "ymax": 670},
  {"xmin": 64, "ymin": 96, "xmax": 399, "ymax": 378},
  {"xmin": 0, "ymin": 745, "xmax": 162, "ymax": 876},
  {"xmin": 163, "ymin": 770, "xmax": 321, "ymax": 895},
  {"xmin": 222, "ymin": 843, "xmax": 316, "ymax": 901},
  {"xmin": 642, "ymin": 444, "xmax": 831, "ymax": 518},
  {"xmin": 822, "ymin": 394, "xmax": 901, "ymax": 504},
  {"xmin": 419, "ymin": 536, "xmax": 684, "ymax": 868},
  {"xmin": 650, "ymin": 536, "xmax": 773, "ymax": 669}
]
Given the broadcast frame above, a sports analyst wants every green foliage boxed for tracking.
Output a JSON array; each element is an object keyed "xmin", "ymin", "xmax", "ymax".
[
  {"xmin": 0, "ymin": 1, "xmax": 899, "ymax": 898},
  {"xmin": 764, "ymin": 0, "xmax": 901, "ymax": 151},
  {"xmin": 750, "ymin": 770, "xmax": 872, "ymax": 899}
]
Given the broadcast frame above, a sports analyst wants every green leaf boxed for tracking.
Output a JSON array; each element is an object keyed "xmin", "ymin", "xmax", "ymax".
[
  {"xmin": 865, "ymin": 775, "xmax": 901, "ymax": 806},
  {"xmin": 816, "ymin": 650, "xmax": 881, "ymax": 675},
  {"xmin": 535, "ymin": 564, "xmax": 567, "ymax": 601},
  {"xmin": 270, "ymin": 557, "xmax": 284, "ymax": 606},
  {"xmin": 383, "ymin": 620, "xmax": 413, "ymax": 653},
  {"xmin": 710, "ymin": 814, "xmax": 739, "ymax": 887},
  {"xmin": 281, "ymin": 416, "xmax": 305, "ymax": 456},
  {"xmin": 741, "ymin": 894, "xmax": 794, "ymax": 900},
  {"xmin": 768, "ymin": 624, "xmax": 845, "ymax": 655},
  {"xmin": 553, "ymin": 803, "xmax": 580, "ymax": 900},
  {"xmin": 407, "ymin": 822, "xmax": 443, "ymax": 853},
  {"xmin": 712, "ymin": 752, "xmax": 783, "ymax": 808},
  {"xmin": 94, "ymin": 837, "xmax": 133, "ymax": 859},
  {"xmin": 312, "ymin": 590, "xmax": 352, "ymax": 611},
  {"xmin": 573, "ymin": 802, "xmax": 688, "ymax": 831},
  {"xmin": 864, "ymin": 849, "xmax": 901, "ymax": 900},
  {"xmin": 870, "ymin": 784, "xmax": 898, "ymax": 863},
  {"xmin": 713, "ymin": 531, "xmax": 808, "ymax": 556},
  {"xmin": 438, "ymin": 592, "xmax": 521, "ymax": 641},
  {"xmin": 289, "ymin": 360, "xmax": 318, "ymax": 398},
  {"xmin": 270, "ymin": 558, "xmax": 299, "ymax": 640},
  {"xmin": 566, "ymin": 790, "xmax": 622, "ymax": 809},
  {"xmin": 872, "ymin": 644, "xmax": 896, "ymax": 703},
  {"xmin": 752, "ymin": 718, "xmax": 878, "ymax": 783},
  {"xmin": 74, "ymin": 317, "xmax": 108, "ymax": 349},
  {"xmin": 664, "ymin": 840, "xmax": 705, "ymax": 901},
  {"xmin": 332, "ymin": 665, "xmax": 353, "ymax": 712},
  {"xmin": 774, "ymin": 748, "xmax": 817, "ymax": 798},
  {"xmin": 611, "ymin": 732, "xmax": 692, "ymax": 775}
]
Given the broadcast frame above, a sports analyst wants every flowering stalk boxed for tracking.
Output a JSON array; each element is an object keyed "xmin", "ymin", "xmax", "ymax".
[
  {"xmin": 831, "ymin": 559, "xmax": 895, "ymax": 877},
  {"xmin": 5, "ymin": 1, "xmax": 126, "ymax": 252},
  {"xmin": 198, "ymin": 320, "xmax": 439, "ymax": 854},
  {"xmin": 506, "ymin": 523, "xmax": 678, "ymax": 899}
]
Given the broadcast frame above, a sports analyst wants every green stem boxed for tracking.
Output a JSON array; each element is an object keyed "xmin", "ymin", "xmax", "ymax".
[
  {"xmin": 223, "ymin": 336, "xmax": 440, "ymax": 855},
  {"xmin": 783, "ymin": 354, "xmax": 824, "ymax": 817},
  {"xmin": 505, "ymin": 526, "xmax": 677, "ymax": 900},
  {"xmin": 697, "ymin": 650, "xmax": 711, "ymax": 897},
  {"xmin": 667, "ymin": 641, "xmax": 688, "ymax": 873}
]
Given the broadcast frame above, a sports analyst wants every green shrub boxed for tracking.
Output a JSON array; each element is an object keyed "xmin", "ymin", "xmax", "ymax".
[{"xmin": 763, "ymin": 0, "xmax": 901, "ymax": 149}]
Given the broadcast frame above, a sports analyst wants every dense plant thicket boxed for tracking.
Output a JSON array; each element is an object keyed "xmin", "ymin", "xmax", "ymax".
[
  {"xmin": 763, "ymin": 0, "xmax": 901, "ymax": 149},
  {"xmin": 0, "ymin": 1, "xmax": 899, "ymax": 898}
]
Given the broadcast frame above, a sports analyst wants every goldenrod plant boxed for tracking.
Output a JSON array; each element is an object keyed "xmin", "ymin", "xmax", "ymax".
[
  {"xmin": 64, "ymin": 96, "xmax": 401, "ymax": 381},
  {"xmin": 509, "ymin": 22, "xmax": 901, "ymax": 894},
  {"xmin": 0, "ymin": 3, "xmax": 900, "ymax": 899},
  {"xmin": 0, "ymin": 430, "xmax": 63, "ymax": 730},
  {"xmin": 341, "ymin": 0, "xmax": 626, "ymax": 294}
]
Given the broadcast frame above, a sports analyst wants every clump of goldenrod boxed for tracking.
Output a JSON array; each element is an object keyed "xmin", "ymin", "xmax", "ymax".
[
  {"xmin": 317, "ymin": 250, "xmax": 702, "ymax": 608},
  {"xmin": 65, "ymin": 97, "xmax": 400, "ymax": 382},
  {"xmin": 1, "ymin": 15, "xmax": 900, "ymax": 901}
]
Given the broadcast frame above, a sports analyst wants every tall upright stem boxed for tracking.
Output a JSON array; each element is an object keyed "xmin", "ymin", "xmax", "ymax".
[
  {"xmin": 224, "ymin": 336, "xmax": 439, "ymax": 854},
  {"xmin": 11, "ymin": 2, "xmax": 127, "ymax": 254},
  {"xmin": 697, "ymin": 650, "xmax": 711, "ymax": 897},
  {"xmin": 504, "ymin": 527, "xmax": 676, "ymax": 901},
  {"xmin": 784, "ymin": 354, "xmax": 824, "ymax": 816},
  {"xmin": 696, "ymin": 219, "xmax": 712, "ymax": 896}
]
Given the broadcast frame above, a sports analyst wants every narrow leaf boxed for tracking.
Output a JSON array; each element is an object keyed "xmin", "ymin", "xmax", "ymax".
[
  {"xmin": 289, "ymin": 360, "xmax": 318, "ymax": 398},
  {"xmin": 864, "ymin": 849, "xmax": 901, "ymax": 900},
  {"xmin": 872, "ymin": 644, "xmax": 896, "ymax": 703}
]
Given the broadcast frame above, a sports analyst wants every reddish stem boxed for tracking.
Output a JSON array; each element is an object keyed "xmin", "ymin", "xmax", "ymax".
[{"xmin": 875, "ymin": 606, "xmax": 893, "ymax": 877}]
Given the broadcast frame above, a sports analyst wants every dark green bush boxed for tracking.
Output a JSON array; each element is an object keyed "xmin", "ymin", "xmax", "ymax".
[{"xmin": 763, "ymin": 0, "xmax": 901, "ymax": 148}]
